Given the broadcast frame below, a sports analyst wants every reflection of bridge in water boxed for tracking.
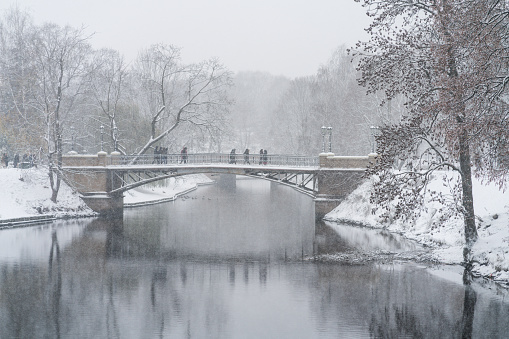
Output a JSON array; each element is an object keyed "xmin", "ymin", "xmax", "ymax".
[{"xmin": 60, "ymin": 152, "xmax": 377, "ymax": 219}]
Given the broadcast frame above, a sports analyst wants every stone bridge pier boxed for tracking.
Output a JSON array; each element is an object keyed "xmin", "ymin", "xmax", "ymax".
[
  {"xmin": 314, "ymin": 153, "xmax": 377, "ymax": 219},
  {"xmin": 61, "ymin": 151, "xmax": 124, "ymax": 216}
]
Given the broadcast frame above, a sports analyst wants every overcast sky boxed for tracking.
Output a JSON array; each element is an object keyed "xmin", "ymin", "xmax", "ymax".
[{"xmin": 1, "ymin": 0, "xmax": 371, "ymax": 78}]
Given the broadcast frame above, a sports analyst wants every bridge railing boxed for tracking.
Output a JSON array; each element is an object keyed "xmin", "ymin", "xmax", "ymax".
[{"xmin": 108, "ymin": 153, "xmax": 319, "ymax": 168}]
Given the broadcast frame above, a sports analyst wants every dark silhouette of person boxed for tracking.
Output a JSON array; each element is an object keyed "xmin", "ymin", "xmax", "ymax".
[
  {"xmin": 243, "ymin": 149, "xmax": 250, "ymax": 164},
  {"xmin": 259, "ymin": 149, "xmax": 264, "ymax": 165},
  {"xmin": 13, "ymin": 153, "xmax": 19, "ymax": 168},
  {"xmin": 263, "ymin": 149, "xmax": 268, "ymax": 165},
  {"xmin": 180, "ymin": 146, "xmax": 188, "ymax": 163},
  {"xmin": 153, "ymin": 146, "xmax": 159, "ymax": 164},
  {"xmin": 229, "ymin": 149, "xmax": 237, "ymax": 164},
  {"xmin": 162, "ymin": 147, "xmax": 168, "ymax": 164},
  {"xmin": 1, "ymin": 153, "xmax": 8, "ymax": 168}
]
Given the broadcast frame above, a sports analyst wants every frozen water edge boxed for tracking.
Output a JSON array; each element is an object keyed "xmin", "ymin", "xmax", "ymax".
[{"xmin": 309, "ymin": 249, "xmax": 440, "ymax": 266}]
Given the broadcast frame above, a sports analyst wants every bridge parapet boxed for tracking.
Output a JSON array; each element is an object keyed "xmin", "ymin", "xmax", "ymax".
[
  {"xmin": 62, "ymin": 151, "xmax": 122, "ymax": 167},
  {"xmin": 319, "ymin": 153, "xmax": 377, "ymax": 169}
]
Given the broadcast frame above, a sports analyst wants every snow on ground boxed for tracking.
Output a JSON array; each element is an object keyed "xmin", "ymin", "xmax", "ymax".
[
  {"xmin": 324, "ymin": 172, "xmax": 509, "ymax": 285},
  {"xmin": 0, "ymin": 166, "xmax": 212, "ymax": 220},
  {"xmin": 123, "ymin": 174, "xmax": 213, "ymax": 206},
  {"xmin": 0, "ymin": 167, "xmax": 90, "ymax": 219}
]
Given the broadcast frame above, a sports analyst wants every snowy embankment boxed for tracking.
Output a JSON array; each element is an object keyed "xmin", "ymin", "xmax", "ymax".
[
  {"xmin": 324, "ymin": 173, "xmax": 509, "ymax": 285},
  {"xmin": 0, "ymin": 167, "xmax": 212, "ymax": 224}
]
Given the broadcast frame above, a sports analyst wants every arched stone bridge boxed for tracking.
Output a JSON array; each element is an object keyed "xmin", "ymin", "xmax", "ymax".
[{"xmin": 60, "ymin": 152, "xmax": 377, "ymax": 219}]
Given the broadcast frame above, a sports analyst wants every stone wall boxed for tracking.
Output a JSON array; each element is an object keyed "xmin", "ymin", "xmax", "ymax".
[
  {"xmin": 314, "ymin": 153, "xmax": 375, "ymax": 219},
  {"xmin": 61, "ymin": 151, "xmax": 122, "ymax": 167},
  {"xmin": 61, "ymin": 152, "xmax": 120, "ymax": 194}
]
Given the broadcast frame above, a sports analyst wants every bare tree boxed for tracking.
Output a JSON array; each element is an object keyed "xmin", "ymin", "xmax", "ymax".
[
  {"xmin": 87, "ymin": 48, "xmax": 128, "ymax": 153},
  {"xmin": 0, "ymin": 8, "xmax": 43, "ymax": 154},
  {"xmin": 270, "ymin": 77, "xmax": 317, "ymax": 154},
  {"xmin": 130, "ymin": 44, "xmax": 232, "ymax": 161},
  {"xmin": 30, "ymin": 23, "xmax": 92, "ymax": 202},
  {"xmin": 230, "ymin": 71, "xmax": 290, "ymax": 151},
  {"xmin": 268, "ymin": 46, "xmax": 388, "ymax": 155}
]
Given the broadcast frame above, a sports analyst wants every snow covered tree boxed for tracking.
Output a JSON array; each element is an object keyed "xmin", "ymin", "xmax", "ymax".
[
  {"xmin": 353, "ymin": 0, "xmax": 509, "ymax": 263},
  {"xmin": 0, "ymin": 8, "xmax": 93, "ymax": 202},
  {"xmin": 87, "ymin": 48, "xmax": 129, "ymax": 154},
  {"xmin": 30, "ymin": 23, "xmax": 92, "ymax": 202},
  {"xmin": 0, "ymin": 8, "xmax": 43, "ymax": 154},
  {"xmin": 130, "ymin": 44, "xmax": 232, "ymax": 161}
]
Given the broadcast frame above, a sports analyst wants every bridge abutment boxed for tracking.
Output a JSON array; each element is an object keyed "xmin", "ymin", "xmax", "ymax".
[
  {"xmin": 81, "ymin": 194, "xmax": 124, "ymax": 217},
  {"xmin": 61, "ymin": 152, "xmax": 124, "ymax": 216},
  {"xmin": 314, "ymin": 153, "xmax": 376, "ymax": 219}
]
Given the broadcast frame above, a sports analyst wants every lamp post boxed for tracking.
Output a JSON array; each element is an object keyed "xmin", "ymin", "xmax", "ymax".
[
  {"xmin": 100, "ymin": 125, "xmax": 104, "ymax": 152},
  {"xmin": 327, "ymin": 126, "xmax": 332, "ymax": 153},
  {"xmin": 113, "ymin": 126, "xmax": 118, "ymax": 152},
  {"xmin": 71, "ymin": 126, "xmax": 75, "ymax": 152},
  {"xmin": 321, "ymin": 126, "xmax": 327, "ymax": 152},
  {"xmin": 370, "ymin": 125, "xmax": 379, "ymax": 153}
]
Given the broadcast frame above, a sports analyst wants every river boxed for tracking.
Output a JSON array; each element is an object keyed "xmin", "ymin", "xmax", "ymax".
[{"xmin": 0, "ymin": 177, "xmax": 508, "ymax": 338}]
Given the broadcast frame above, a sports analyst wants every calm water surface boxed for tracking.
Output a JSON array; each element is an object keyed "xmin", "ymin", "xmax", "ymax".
[{"xmin": 0, "ymin": 177, "xmax": 508, "ymax": 338}]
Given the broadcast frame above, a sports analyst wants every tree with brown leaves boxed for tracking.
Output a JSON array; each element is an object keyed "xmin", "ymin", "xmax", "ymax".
[{"xmin": 352, "ymin": 0, "xmax": 509, "ymax": 264}]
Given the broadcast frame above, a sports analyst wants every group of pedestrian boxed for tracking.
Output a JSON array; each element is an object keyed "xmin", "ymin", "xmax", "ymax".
[
  {"xmin": 259, "ymin": 149, "xmax": 268, "ymax": 165},
  {"xmin": 153, "ymin": 146, "xmax": 169, "ymax": 164},
  {"xmin": 1, "ymin": 152, "xmax": 36, "ymax": 168},
  {"xmin": 228, "ymin": 148, "xmax": 268, "ymax": 165}
]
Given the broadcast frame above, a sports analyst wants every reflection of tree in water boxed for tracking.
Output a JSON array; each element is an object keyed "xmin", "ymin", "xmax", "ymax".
[
  {"xmin": 48, "ymin": 230, "xmax": 62, "ymax": 339},
  {"xmin": 106, "ymin": 275, "xmax": 121, "ymax": 338},
  {"xmin": 368, "ymin": 269, "xmax": 478, "ymax": 338},
  {"xmin": 460, "ymin": 271, "xmax": 476, "ymax": 339},
  {"xmin": 0, "ymin": 263, "xmax": 46, "ymax": 337},
  {"xmin": 369, "ymin": 304, "xmax": 461, "ymax": 338},
  {"xmin": 0, "ymin": 229, "xmax": 64, "ymax": 338}
]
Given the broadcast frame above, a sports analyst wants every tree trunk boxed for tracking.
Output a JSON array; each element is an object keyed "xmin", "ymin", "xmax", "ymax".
[
  {"xmin": 459, "ymin": 127, "xmax": 478, "ymax": 263},
  {"xmin": 49, "ymin": 135, "xmax": 62, "ymax": 203}
]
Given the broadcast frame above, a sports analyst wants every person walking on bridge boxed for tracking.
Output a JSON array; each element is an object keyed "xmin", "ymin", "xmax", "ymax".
[
  {"xmin": 229, "ymin": 149, "xmax": 237, "ymax": 164},
  {"xmin": 243, "ymin": 148, "xmax": 250, "ymax": 164},
  {"xmin": 259, "ymin": 149, "xmax": 263, "ymax": 165},
  {"xmin": 180, "ymin": 147, "xmax": 188, "ymax": 164}
]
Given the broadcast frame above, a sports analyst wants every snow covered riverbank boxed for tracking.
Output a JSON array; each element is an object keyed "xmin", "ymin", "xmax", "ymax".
[
  {"xmin": 324, "ymin": 176, "xmax": 509, "ymax": 286},
  {"xmin": 0, "ymin": 167, "xmax": 213, "ymax": 224}
]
